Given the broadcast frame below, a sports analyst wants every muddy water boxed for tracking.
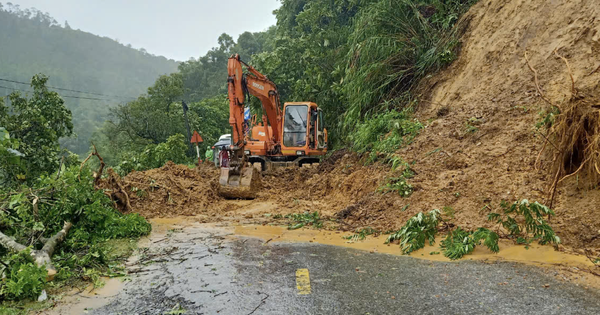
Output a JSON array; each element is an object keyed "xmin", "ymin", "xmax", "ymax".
[
  {"xmin": 40, "ymin": 278, "xmax": 124, "ymax": 315},
  {"xmin": 148, "ymin": 217, "xmax": 596, "ymax": 271},
  {"xmin": 233, "ymin": 225, "xmax": 596, "ymax": 268}
]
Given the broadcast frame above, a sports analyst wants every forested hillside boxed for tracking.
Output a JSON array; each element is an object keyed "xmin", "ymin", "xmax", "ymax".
[{"xmin": 0, "ymin": 2, "xmax": 179, "ymax": 155}]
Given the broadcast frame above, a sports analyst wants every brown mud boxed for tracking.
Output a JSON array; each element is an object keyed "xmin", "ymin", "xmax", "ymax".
[{"xmin": 38, "ymin": 278, "xmax": 124, "ymax": 315}]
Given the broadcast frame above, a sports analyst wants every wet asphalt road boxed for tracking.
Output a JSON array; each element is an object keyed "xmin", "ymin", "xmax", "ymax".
[{"xmin": 93, "ymin": 226, "xmax": 600, "ymax": 315}]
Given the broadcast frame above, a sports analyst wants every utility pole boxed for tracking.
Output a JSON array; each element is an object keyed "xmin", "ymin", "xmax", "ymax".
[{"xmin": 182, "ymin": 100, "xmax": 193, "ymax": 156}]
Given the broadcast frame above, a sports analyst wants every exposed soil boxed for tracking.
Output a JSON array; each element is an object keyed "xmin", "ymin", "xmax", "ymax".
[
  {"xmin": 102, "ymin": 0, "xmax": 599, "ymax": 263},
  {"xmin": 108, "ymin": 162, "xmax": 223, "ymax": 218}
]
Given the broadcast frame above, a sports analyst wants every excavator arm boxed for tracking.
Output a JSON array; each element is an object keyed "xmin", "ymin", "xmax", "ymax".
[
  {"xmin": 220, "ymin": 54, "xmax": 282, "ymax": 199},
  {"xmin": 227, "ymin": 54, "xmax": 282, "ymax": 150}
]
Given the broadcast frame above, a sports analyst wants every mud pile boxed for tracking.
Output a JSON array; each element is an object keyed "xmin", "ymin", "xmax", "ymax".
[
  {"xmin": 256, "ymin": 152, "xmax": 388, "ymax": 217},
  {"xmin": 111, "ymin": 162, "xmax": 223, "ymax": 218}
]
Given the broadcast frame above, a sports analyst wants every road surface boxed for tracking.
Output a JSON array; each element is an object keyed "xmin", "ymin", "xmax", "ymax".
[{"xmin": 77, "ymin": 224, "xmax": 600, "ymax": 315}]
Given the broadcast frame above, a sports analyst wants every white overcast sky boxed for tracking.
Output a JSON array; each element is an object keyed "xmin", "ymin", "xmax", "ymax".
[{"xmin": 8, "ymin": 0, "xmax": 281, "ymax": 61}]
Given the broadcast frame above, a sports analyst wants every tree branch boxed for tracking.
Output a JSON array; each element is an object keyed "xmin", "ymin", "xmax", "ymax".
[
  {"xmin": 0, "ymin": 230, "xmax": 27, "ymax": 252},
  {"xmin": 553, "ymin": 49, "xmax": 577, "ymax": 97},
  {"xmin": 524, "ymin": 51, "xmax": 560, "ymax": 111},
  {"xmin": 41, "ymin": 221, "xmax": 72, "ymax": 257}
]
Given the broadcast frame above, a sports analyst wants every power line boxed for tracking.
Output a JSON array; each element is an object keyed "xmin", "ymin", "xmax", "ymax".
[
  {"xmin": 0, "ymin": 84, "xmax": 126, "ymax": 102},
  {"xmin": 0, "ymin": 77, "xmax": 138, "ymax": 100}
]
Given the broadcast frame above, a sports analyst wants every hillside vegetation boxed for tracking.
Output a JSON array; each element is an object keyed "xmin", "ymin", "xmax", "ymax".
[{"xmin": 0, "ymin": 2, "xmax": 179, "ymax": 155}]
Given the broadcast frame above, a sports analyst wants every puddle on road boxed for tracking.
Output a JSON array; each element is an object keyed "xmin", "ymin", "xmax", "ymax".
[
  {"xmin": 147, "ymin": 216, "xmax": 596, "ymax": 271},
  {"xmin": 42, "ymin": 277, "xmax": 124, "ymax": 315}
]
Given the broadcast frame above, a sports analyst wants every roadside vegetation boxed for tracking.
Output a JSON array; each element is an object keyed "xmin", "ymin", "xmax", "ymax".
[
  {"xmin": 383, "ymin": 200, "xmax": 560, "ymax": 260},
  {"xmin": 0, "ymin": 76, "xmax": 151, "ymax": 308}
]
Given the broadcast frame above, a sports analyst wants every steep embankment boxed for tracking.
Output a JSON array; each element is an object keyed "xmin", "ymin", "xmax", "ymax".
[{"xmin": 339, "ymin": 0, "xmax": 600, "ymax": 254}]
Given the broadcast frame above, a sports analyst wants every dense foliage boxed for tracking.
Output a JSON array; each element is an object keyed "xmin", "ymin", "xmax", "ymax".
[
  {"xmin": 0, "ymin": 250, "xmax": 47, "ymax": 301},
  {"xmin": 0, "ymin": 2, "xmax": 179, "ymax": 155},
  {"xmin": 0, "ymin": 75, "xmax": 151, "ymax": 302},
  {"xmin": 115, "ymin": 134, "xmax": 190, "ymax": 176},
  {"xmin": 0, "ymin": 74, "xmax": 73, "ymax": 184}
]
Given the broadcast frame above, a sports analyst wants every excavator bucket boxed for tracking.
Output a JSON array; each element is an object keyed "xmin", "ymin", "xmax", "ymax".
[{"xmin": 218, "ymin": 166, "xmax": 261, "ymax": 199}]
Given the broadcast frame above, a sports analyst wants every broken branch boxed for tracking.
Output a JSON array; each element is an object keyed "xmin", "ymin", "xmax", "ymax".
[{"xmin": 79, "ymin": 143, "xmax": 106, "ymax": 186}]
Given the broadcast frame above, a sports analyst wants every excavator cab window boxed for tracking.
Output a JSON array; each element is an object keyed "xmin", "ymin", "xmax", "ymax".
[{"xmin": 283, "ymin": 105, "xmax": 308, "ymax": 147}]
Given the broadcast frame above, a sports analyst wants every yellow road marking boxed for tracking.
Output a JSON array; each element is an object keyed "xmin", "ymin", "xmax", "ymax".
[{"xmin": 296, "ymin": 268, "xmax": 311, "ymax": 295}]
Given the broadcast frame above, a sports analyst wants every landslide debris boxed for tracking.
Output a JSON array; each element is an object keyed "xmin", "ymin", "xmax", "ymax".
[{"xmin": 103, "ymin": 162, "xmax": 222, "ymax": 218}]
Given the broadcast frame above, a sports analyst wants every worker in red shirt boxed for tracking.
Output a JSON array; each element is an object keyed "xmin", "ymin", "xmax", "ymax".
[{"xmin": 219, "ymin": 146, "xmax": 229, "ymax": 168}]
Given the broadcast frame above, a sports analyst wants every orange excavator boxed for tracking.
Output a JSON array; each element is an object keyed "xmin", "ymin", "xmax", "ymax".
[{"xmin": 218, "ymin": 54, "xmax": 328, "ymax": 198}]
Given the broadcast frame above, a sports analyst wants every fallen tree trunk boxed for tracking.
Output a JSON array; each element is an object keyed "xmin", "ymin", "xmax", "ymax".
[{"xmin": 0, "ymin": 221, "xmax": 73, "ymax": 279}]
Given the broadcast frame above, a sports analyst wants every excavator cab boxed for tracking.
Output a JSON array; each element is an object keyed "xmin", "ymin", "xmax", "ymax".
[{"xmin": 280, "ymin": 102, "xmax": 327, "ymax": 159}]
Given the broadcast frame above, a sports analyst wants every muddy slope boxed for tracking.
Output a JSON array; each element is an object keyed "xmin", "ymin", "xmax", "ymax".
[
  {"xmin": 339, "ymin": 0, "xmax": 600, "ymax": 253},
  {"xmin": 262, "ymin": 0, "xmax": 600, "ymax": 253}
]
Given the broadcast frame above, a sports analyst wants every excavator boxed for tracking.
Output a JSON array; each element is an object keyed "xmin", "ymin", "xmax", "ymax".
[{"xmin": 218, "ymin": 54, "xmax": 328, "ymax": 199}]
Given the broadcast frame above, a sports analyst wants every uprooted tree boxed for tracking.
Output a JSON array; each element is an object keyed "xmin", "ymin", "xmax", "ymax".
[{"xmin": 0, "ymin": 221, "xmax": 72, "ymax": 277}]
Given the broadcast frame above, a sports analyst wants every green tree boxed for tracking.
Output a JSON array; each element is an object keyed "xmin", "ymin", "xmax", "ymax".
[
  {"xmin": 0, "ymin": 74, "xmax": 73, "ymax": 181},
  {"xmin": 110, "ymin": 73, "xmax": 185, "ymax": 146}
]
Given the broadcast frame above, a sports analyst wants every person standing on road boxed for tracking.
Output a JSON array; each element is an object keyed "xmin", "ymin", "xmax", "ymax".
[
  {"xmin": 205, "ymin": 146, "xmax": 214, "ymax": 165},
  {"xmin": 219, "ymin": 146, "xmax": 229, "ymax": 168}
]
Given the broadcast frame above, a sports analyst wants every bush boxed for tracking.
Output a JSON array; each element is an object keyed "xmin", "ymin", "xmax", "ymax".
[
  {"xmin": 116, "ymin": 133, "xmax": 189, "ymax": 175},
  {"xmin": 441, "ymin": 227, "xmax": 499, "ymax": 260},
  {"xmin": 487, "ymin": 200, "xmax": 560, "ymax": 246},
  {"xmin": 386, "ymin": 209, "xmax": 441, "ymax": 254},
  {"xmin": 0, "ymin": 249, "xmax": 48, "ymax": 301},
  {"xmin": 350, "ymin": 108, "xmax": 423, "ymax": 163}
]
